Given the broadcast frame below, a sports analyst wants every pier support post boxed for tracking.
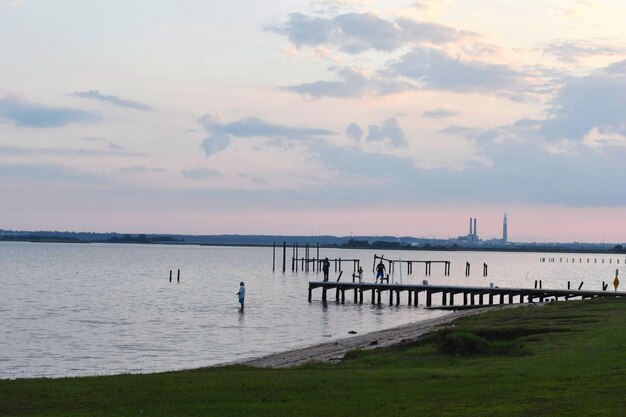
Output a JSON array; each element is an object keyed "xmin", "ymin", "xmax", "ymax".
[
  {"xmin": 308, "ymin": 287, "xmax": 312, "ymax": 302},
  {"xmin": 442, "ymin": 291, "xmax": 447, "ymax": 306},
  {"xmin": 426, "ymin": 290, "xmax": 432, "ymax": 307},
  {"xmin": 359, "ymin": 289, "xmax": 364, "ymax": 304},
  {"xmin": 408, "ymin": 290, "xmax": 412, "ymax": 305},
  {"xmin": 389, "ymin": 289, "xmax": 393, "ymax": 306},
  {"xmin": 177, "ymin": 269, "xmax": 180, "ymax": 282},
  {"xmin": 489, "ymin": 293, "xmax": 493, "ymax": 304},
  {"xmin": 272, "ymin": 242, "xmax": 275, "ymax": 272},
  {"xmin": 282, "ymin": 242, "xmax": 286, "ymax": 273},
  {"xmin": 169, "ymin": 270, "xmax": 172, "ymax": 282},
  {"xmin": 322, "ymin": 288, "xmax": 327, "ymax": 302},
  {"xmin": 463, "ymin": 292, "xmax": 468, "ymax": 305},
  {"xmin": 371, "ymin": 289, "xmax": 375, "ymax": 304},
  {"xmin": 414, "ymin": 290, "xmax": 419, "ymax": 306}
]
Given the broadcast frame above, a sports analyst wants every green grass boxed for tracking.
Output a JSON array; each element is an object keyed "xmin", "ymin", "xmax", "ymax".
[{"xmin": 1, "ymin": 299, "xmax": 625, "ymax": 416}]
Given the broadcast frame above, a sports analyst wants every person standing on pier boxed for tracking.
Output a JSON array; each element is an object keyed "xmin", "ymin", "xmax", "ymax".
[
  {"xmin": 375, "ymin": 261, "xmax": 386, "ymax": 283},
  {"xmin": 236, "ymin": 281, "xmax": 246, "ymax": 310},
  {"xmin": 322, "ymin": 258, "xmax": 330, "ymax": 281}
]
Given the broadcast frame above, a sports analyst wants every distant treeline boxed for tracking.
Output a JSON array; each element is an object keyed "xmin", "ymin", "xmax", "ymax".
[{"xmin": 1, "ymin": 229, "xmax": 624, "ymax": 254}]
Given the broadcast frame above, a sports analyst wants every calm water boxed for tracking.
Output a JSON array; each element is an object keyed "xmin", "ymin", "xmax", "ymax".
[{"xmin": 1, "ymin": 241, "xmax": 622, "ymax": 379}]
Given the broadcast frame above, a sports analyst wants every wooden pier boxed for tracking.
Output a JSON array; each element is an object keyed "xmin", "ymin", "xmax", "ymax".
[
  {"xmin": 373, "ymin": 254, "xmax": 451, "ymax": 276},
  {"xmin": 308, "ymin": 281, "xmax": 626, "ymax": 307}
]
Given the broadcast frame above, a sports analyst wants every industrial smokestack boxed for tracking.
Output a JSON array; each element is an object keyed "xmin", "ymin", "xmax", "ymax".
[
  {"xmin": 473, "ymin": 218, "xmax": 477, "ymax": 237},
  {"xmin": 503, "ymin": 212, "xmax": 508, "ymax": 243},
  {"xmin": 469, "ymin": 217, "xmax": 473, "ymax": 235}
]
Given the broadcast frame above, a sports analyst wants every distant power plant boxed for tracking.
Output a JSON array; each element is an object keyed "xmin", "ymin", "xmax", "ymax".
[
  {"xmin": 458, "ymin": 213, "xmax": 509, "ymax": 246},
  {"xmin": 462, "ymin": 217, "xmax": 479, "ymax": 242}
]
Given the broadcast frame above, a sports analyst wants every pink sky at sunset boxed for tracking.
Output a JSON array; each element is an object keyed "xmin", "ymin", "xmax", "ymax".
[{"xmin": 1, "ymin": 0, "xmax": 626, "ymax": 243}]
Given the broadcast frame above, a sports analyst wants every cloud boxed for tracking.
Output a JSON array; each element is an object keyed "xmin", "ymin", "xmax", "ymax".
[
  {"xmin": 80, "ymin": 136, "xmax": 127, "ymax": 151},
  {"xmin": 346, "ymin": 122, "xmax": 363, "ymax": 140},
  {"xmin": 118, "ymin": 166, "xmax": 165, "ymax": 175},
  {"xmin": 0, "ymin": 163, "xmax": 104, "ymax": 183},
  {"xmin": 365, "ymin": 118, "xmax": 407, "ymax": 147},
  {"xmin": 543, "ymin": 39, "xmax": 626, "ymax": 62},
  {"xmin": 285, "ymin": 66, "xmax": 415, "ymax": 98},
  {"xmin": 423, "ymin": 108, "xmax": 459, "ymax": 119},
  {"xmin": 197, "ymin": 114, "xmax": 335, "ymax": 156},
  {"xmin": 389, "ymin": 48, "xmax": 529, "ymax": 97},
  {"xmin": 285, "ymin": 49, "xmax": 542, "ymax": 100},
  {"xmin": 266, "ymin": 12, "xmax": 469, "ymax": 54},
  {"xmin": 201, "ymin": 133, "xmax": 231, "ymax": 157},
  {"xmin": 536, "ymin": 62, "xmax": 626, "ymax": 142},
  {"xmin": 72, "ymin": 90, "xmax": 152, "ymax": 110},
  {"xmin": 0, "ymin": 145, "xmax": 137, "ymax": 157},
  {"xmin": 0, "ymin": 95, "xmax": 98, "ymax": 127},
  {"xmin": 199, "ymin": 115, "xmax": 334, "ymax": 139},
  {"xmin": 181, "ymin": 166, "xmax": 221, "ymax": 180}
]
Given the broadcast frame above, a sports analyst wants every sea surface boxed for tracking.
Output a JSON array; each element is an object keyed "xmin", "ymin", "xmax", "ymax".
[{"xmin": 1, "ymin": 241, "xmax": 622, "ymax": 379}]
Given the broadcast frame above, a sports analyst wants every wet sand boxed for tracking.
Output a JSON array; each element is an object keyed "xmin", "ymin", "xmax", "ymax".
[{"xmin": 242, "ymin": 307, "xmax": 503, "ymax": 368}]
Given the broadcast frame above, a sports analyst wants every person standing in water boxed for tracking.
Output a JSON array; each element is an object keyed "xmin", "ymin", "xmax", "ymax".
[{"xmin": 236, "ymin": 281, "xmax": 245, "ymax": 310}]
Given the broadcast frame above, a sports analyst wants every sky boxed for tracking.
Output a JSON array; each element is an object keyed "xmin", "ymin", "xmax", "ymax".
[{"xmin": 1, "ymin": 0, "xmax": 626, "ymax": 243}]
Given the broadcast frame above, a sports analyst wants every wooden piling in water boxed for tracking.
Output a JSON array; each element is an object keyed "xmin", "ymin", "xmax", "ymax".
[{"xmin": 282, "ymin": 242, "xmax": 286, "ymax": 273}]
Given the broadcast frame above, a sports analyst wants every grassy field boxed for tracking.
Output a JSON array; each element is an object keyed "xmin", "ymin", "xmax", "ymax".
[{"xmin": 1, "ymin": 299, "xmax": 624, "ymax": 416}]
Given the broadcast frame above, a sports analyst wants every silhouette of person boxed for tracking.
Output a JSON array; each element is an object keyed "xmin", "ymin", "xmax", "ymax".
[
  {"xmin": 376, "ymin": 261, "xmax": 386, "ymax": 283},
  {"xmin": 322, "ymin": 258, "xmax": 330, "ymax": 281}
]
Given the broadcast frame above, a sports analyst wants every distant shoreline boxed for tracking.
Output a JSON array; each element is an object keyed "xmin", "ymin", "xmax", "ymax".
[{"xmin": 1, "ymin": 237, "xmax": 625, "ymax": 256}]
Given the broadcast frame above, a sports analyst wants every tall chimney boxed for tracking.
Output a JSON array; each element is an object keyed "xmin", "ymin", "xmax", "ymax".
[
  {"xmin": 469, "ymin": 217, "xmax": 473, "ymax": 235},
  {"xmin": 503, "ymin": 213, "xmax": 508, "ymax": 243},
  {"xmin": 473, "ymin": 218, "xmax": 477, "ymax": 237}
]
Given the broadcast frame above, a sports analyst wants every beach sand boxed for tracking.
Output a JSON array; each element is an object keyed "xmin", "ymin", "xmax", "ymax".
[{"xmin": 242, "ymin": 307, "xmax": 502, "ymax": 368}]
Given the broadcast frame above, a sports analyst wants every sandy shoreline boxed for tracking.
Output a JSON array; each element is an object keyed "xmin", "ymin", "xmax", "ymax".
[{"xmin": 241, "ymin": 307, "xmax": 500, "ymax": 368}]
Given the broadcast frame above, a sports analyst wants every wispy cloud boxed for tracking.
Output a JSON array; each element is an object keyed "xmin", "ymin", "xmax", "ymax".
[
  {"xmin": 0, "ymin": 95, "xmax": 98, "ymax": 128},
  {"xmin": 266, "ymin": 11, "xmax": 471, "ymax": 54},
  {"xmin": 0, "ymin": 163, "xmax": 104, "ymax": 183},
  {"xmin": 182, "ymin": 166, "xmax": 221, "ymax": 180},
  {"xmin": 285, "ymin": 66, "xmax": 415, "ymax": 98},
  {"xmin": 423, "ymin": 108, "xmax": 459, "ymax": 119},
  {"xmin": 72, "ymin": 90, "xmax": 152, "ymax": 110},
  {"xmin": 198, "ymin": 114, "xmax": 335, "ymax": 157},
  {"xmin": 543, "ymin": 39, "xmax": 626, "ymax": 62},
  {"xmin": 389, "ymin": 47, "xmax": 530, "ymax": 97},
  {"xmin": 0, "ymin": 145, "xmax": 138, "ymax": 157}
]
